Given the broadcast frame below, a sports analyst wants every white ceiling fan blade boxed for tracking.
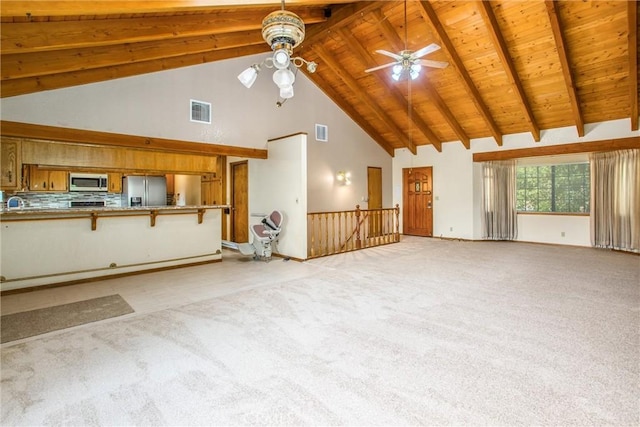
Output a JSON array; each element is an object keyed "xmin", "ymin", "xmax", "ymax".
[
  {"xmin": 412, "ymin": 43, "xmax": 441, "ymax": 59},
  {"xmin": 416, "ymin": 59, "xmax": 449, "ymax": 69},
  {"xmin": 375, "ymin": 49, "xmax": 404, "ymax": 61},
  {"xmin": 365, "ymin": 62, "xmax": 399, "ymax": 73}
]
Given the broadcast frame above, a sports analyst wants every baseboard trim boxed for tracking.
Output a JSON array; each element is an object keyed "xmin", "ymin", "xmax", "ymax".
[{"xmin": 0, "ymin": 259, "xmax": 222, "ymax": 296}]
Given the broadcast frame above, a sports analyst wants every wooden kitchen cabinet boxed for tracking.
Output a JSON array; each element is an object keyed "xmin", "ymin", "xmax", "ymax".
[
  {"xmin": 29, "ymin": 167, "xmax": 68, "ymax": 192},
  {"xmin": 201, "ymin": 178, "xmax": 223, "ymax": 205},
  {"xmin": 107, "ymin": 172, "xmax": 122, "ymax": 193},
  {"xmin": 0, "ymin": 137, "xmax": 22, "ymax": 190}
]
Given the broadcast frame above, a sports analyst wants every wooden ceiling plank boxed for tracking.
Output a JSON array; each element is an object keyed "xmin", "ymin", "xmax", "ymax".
[
  {"xmin": 336, "ymin": 27, "xmax": 442, "ymax": 152},
  {"xmin": 374, "ymin": 9, "xmax": 469, "ymax": 149},
  {"xmin": 544, "ymin": 0, "xmax": 584, "ymax": 137},
  {"xmin": 303, "ymin": 70, "xmax": 395, "ymax": 156},
  {"xmin": 0, "ymin": 120, "xmax": 269, "ymax": 159},
  {"xmin": 477, "ymin": 0, "xmax": 541, "ymax": 142},
  {"xmin": 628, "ymin": 0, "xmax": 638, "ymax": 131},
  {"xmin": 1, "ymin": 9, "xmax": 327, "ymax": 55},
  {"xmin": 2, "ymin": 30, "xmax": 266, "ymax": 80},
  {"xmin": 299, "ymin": 2, "xmax": 384, "ymax": 51},
  {"xmin": 417, "ymin": 1, "xmax": 503, "ymax": 146},
  {"xmin": 0, "ymin": 1, "xmax": 355, "ymax": 17},
  {"xmin": 312, "ymin": 44, "xmax": 416, "ymax": 154},
  {"xmin": 1, "ymin": 44, "xmax": 267, "ymax": 98}
]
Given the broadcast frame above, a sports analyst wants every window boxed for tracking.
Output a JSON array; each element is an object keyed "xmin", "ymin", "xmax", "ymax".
[{"xmin": 516, "ymin": 163, "xmax": 590, "ymax": 213}]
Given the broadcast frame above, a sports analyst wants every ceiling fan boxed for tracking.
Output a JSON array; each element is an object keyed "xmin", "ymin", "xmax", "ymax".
[{"xmin": 365, "ymin": 1, "xmax": 448, "ymax": 81}]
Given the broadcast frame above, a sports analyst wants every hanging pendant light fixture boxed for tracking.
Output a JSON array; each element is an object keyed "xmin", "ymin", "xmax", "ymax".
[{"xmin": 237, "ymin": 0, "xmax": 317, "ymax": 103}]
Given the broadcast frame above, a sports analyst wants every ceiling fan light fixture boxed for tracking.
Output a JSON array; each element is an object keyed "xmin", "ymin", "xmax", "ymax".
[
  {"xmin": 280, "ymin": 85, "xmax": 294, "ymax": 99},
  {"xmin": 238, "ymin": 64, "xmax": 260, "ymax": 88},
  {"xmin": 273, "ymin": 49, "xmax": 290, "ymax": 69},
  {"xmin": 238, "ymin": 1, "xmax": 316, "ymax": 104},
  {"xmin": 273, "ymin": 68, "xmax": 295, "ymax": 89},
  {"xmin": 261, "ymin": 9, "xmax": 305, "ymax": 51}
]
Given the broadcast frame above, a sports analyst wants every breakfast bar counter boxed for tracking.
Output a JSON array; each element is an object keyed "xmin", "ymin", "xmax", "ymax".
[{"xmin": 0, "ymin": 205, "xmax": 228, "ymax": 291}]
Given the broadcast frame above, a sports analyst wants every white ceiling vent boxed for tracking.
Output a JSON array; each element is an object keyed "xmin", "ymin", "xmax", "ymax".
[
  {"xmin": 315, "ymin": 124, "xmax": 328, "ymax": 142},
  {"xmin": 190, "ymin": 99, "xmax": 211, "ymax": 124}
]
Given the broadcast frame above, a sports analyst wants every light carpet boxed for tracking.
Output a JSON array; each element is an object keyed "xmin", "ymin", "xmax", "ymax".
[
  {"xmin": 1, "ymin": 238, "xmax": 638, "ymax": 425},
  {"xmin": 0, "ymin": 294, "xmax": 134, "ymax": 344}
]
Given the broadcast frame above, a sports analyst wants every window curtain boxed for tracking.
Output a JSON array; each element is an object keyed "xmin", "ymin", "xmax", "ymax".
[
  {"xmin": 482, "ymin": 160, "xmax": 517, "ymax": 240},
  {"xmin": 590, "ymin": 149, "xmax": 640, "ymax": 253}
]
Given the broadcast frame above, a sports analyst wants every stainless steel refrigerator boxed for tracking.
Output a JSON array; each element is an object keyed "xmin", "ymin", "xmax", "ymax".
[{"xmin": 122, "ymin": 176, "xmax": 167, "ymax": 207}]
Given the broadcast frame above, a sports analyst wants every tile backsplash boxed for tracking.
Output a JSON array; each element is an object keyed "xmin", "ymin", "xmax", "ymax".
[{"xmin": 11, "ymin": 192, "xmax": 123, "ymax": 209}]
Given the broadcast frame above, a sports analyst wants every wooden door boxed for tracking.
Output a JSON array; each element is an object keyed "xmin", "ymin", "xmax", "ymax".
[
  {"xmin": 403, "ymin": 167, "xmax": 433, "ymax": 237},
  {"xmin": 231, "ymin": 161, "xmax": 248, "ymax": 243},
  {"xmin": 367, "ymin": 166, "xmax": 382, "ymax": 237}
]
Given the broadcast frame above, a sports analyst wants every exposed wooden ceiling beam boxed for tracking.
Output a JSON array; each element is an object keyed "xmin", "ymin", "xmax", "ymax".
[
  {"xmin": 336, "ymin": 28, "xmax": 442, "ymax": 152},
  {"xmin": 312, "ymin": 44, "xmax": 416, "ymax": 154},
  {"xmin": 0, "ymin": 1, "xmax": 354, "ymax": 17},
  {"xmin": 302, "ymin": 69, "xmax": 395, "ymax": 156},
  {"xmin": 473, "ymin": 137, "xmax": 640, "ymax": 162},
  {"xmin": 416, "ymin": 1, "xmax": 503, "ymax": 146},
  {"xmin": 545, "ymin": 0, "xmax": 584, "ymax": 137},
  {"xmin": 628, "ymin": 0, "xmax": 638, "ymax": 131},
  {"xmin": 477, "ymin": 0, "xmax": 541, "ymax": 142},
  {"xmin": 2, "ymin": 30, "xmax": 265, "ymax": 80},
  {"xmin": 374, "ymin": 9, "xmax": 470, "ymax": 149},
  {"xmin": 1, "ymin": 9, "xmax": 326, "ymax": 55},
  {"xmin": 299, "ymin": 2, "xmax": 384, "ymax": 52},
  {"xmin": 1, "ymin": 44, "xmax": 267, "ymax": 98}
]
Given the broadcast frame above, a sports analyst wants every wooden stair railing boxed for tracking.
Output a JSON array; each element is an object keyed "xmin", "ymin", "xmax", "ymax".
[{"xmin": 307, "ymin": 204, "xmax": 400, "ymax": 259}]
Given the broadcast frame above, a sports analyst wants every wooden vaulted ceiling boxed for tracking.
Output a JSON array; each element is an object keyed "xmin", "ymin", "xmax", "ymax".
[{"xmin": 1, "ymin": 1, "xmax": 638, "ymax": 156}]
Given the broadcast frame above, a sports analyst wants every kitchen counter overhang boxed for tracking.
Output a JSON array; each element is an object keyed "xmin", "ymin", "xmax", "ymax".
[{"xmin": 0, "ymin": 205, "xmax": 228, "ymax": 291}]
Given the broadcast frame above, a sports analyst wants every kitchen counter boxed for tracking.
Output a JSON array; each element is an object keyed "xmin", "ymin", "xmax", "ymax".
[
  {"xmin": 1, "ymin": 205, "xmax": 227, "ymax": 291},
  {"xmin": 0, "ymin": 204, "xmax": 229, "ymax": 215}
]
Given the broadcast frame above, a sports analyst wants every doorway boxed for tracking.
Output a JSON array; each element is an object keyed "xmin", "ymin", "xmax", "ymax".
[
  {"xmin": 230, "ymin": 161, "xmax": 248, "ymax": 243},
  {"xmin": 403, "ymin": 166, "xmax": 433, "ymax": 237},
  {"xmin": 367, "ymin": 166, "xmax": 382, "ymax": 237}
]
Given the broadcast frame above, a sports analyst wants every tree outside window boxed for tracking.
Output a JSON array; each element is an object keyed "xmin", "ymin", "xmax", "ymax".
[{"xmin": 516, "ymin": 163, "xmax": 590, "ymax": 213}]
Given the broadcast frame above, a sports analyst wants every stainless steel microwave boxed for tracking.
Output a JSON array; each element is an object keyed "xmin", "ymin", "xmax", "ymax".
[{"xmin": 69, "ymin": 173, "xmax": 108, "ymax": 192}]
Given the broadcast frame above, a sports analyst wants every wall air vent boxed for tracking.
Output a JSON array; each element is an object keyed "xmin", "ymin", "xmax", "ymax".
[
  {"xmin": 190, "ymin": 99, "xmax": 211, "ymax": 124},
  {"xmin": 315, "ymin": 124, "xmax": 328, "ymax": 142}
]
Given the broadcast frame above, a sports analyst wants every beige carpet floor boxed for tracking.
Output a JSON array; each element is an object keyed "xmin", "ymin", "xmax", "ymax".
[{"xmin": 1, "ymin": 237, "xmax": 638, "ymax": 425}]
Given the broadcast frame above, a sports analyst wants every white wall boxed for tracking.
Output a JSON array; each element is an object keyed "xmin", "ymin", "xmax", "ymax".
[
  {"xmin": 393, "ymin": 119, "xmax": 639, "ymax": 246},
  {"xmin": 306, "ymin": 126, "xmax": 392, "ymax": 213},
  {"xmin": 248, "ymin": 134, "xmax": 307, "ymax": 259}
]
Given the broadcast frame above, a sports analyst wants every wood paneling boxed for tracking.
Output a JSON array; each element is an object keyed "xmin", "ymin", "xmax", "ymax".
[{"xmin": 21, "ymin": 139, "xmax": 223, "ymax": 174}]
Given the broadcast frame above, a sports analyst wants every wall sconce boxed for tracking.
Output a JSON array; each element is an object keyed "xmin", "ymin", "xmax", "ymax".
[{"xmin": 336, "ymin": 171, "xmax": 351, "ymax": 185}]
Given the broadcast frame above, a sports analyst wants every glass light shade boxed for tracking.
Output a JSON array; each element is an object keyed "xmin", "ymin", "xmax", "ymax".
[
  {"xmin": 392, "ymin": 72, "xmax": 401, "ymax": 82},
  {"xmin": 280, "ymin": 85, "xmax": 294, "ymax": 99},
  {"xmin": 273, "ymin": 49, "xmax": 290, "ymax": 69},
  {"xmin": 272, "ymin": 69, "xmax": 295, "ymax": 89},
  {"xmin": 237, "ymin": 66, "xmax": 258, "ymax": 88},
  {"xmin": 392, "ymin": 64, "xmax": 403, "ymax": 74},
  {"xmin": 410, "ymin": 63, "xmax": 421, "ymax": 80}
]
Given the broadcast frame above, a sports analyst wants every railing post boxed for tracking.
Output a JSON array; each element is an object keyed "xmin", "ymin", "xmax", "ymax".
[
  {"xmin": 394, "ymin": 203, "xmax": 400, "ymax": 242},
  {"xmin": 355, "ymin": 204, "xmax": 362, "ymax": 249}
]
